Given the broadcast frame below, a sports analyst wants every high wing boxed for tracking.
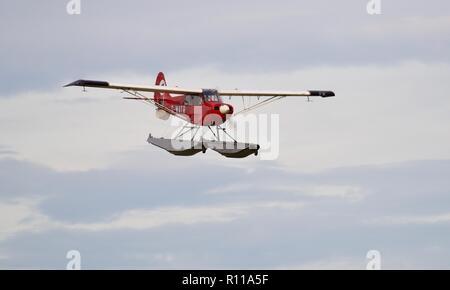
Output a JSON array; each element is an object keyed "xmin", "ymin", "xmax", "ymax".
[
  {"xmin": 64, "ymin": 79, "xmax": 335, "ymax": 98},
  {"xmin": 64, "ymin": 80, "xmax": 203, "ymax": 95},
  {"xmin": 218, "ymin": 89, "xmax": 335, "ymax": 98}
]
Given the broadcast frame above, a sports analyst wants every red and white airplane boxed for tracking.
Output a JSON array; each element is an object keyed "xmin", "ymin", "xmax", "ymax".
[{"xmin": 65, "ymin": 72, "xmax": 335, "ymax": 158}]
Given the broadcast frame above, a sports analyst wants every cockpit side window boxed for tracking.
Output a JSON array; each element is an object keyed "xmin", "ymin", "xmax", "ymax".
[{"xmin": 184, "ymin": 95, "xmax": 202, "ymax": 106}]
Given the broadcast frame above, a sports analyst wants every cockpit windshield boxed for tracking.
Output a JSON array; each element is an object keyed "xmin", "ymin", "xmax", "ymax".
[{"xmin": 202, "ymin": 89, "xmax": 220, "ymax": 102}]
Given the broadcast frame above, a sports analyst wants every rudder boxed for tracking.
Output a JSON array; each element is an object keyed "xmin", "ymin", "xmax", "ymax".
[{"xmin": 154, "ymin": 72, "xmax": 167, "ymax": 102}]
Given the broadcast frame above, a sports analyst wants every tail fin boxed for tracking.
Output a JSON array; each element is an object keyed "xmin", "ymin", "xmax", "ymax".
[{"xmin": 154, "ymin": 72, "xmax": 167, "ymax": 102}]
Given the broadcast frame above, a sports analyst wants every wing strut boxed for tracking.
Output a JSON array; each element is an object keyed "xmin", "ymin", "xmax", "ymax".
[{"xmin": 233, "ymin": 96, "xmax": 285, "ymax": 116}]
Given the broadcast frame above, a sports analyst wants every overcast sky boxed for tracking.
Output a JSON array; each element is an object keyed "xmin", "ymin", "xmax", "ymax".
[{"xmin": 1, "ymin": 0, "xmax": 450, "ymax": 269}]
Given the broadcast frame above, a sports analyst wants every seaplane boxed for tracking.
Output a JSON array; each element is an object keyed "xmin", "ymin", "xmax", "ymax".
[{"xmin": 65, "ymin": 72, "xmax": 335, "ymax": 158}]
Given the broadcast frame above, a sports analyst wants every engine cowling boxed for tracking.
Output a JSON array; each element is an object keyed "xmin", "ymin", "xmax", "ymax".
[{"xmin": 219, "ymin": 104, "xmax": 231, "ymax": 114}]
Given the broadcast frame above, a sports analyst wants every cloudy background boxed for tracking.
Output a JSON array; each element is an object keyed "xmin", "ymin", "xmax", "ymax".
[{"xmin": 1, "ymin": 0, "xmax": 450, "ymax": 269}]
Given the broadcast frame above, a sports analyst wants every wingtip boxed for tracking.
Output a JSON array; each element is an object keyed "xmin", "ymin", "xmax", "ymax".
[
  {"xmin": 321, "ymin": 91, "xmax": 335, "ymax": 97},
  {"xmin": 63, "ymin": 80, "xmax": 77, "ymax": 87},
  {"xmin": 64, "ymin": 80, "xmax": 87, "ymax": 87},
  {"xmin": 309, "ymin": 90, "xmax": 336, "ymax": 97},
  {"xmin": 63, "ymin": 80, "xmax": 110, "ymax": 88}
]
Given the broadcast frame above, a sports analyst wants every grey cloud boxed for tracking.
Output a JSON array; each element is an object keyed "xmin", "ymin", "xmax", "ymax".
[
  {"xmin": 1, "ymin": 0, "xmax": 450, "ymax": 95},
  {"xmin": 0, "ymin": 145, "xmax": 16, "ymax": 156},
  {"xmin": 2, "ymin": 0, "xmax": 450, "ymax": 270},
  {"xmin": 2, "ymin": 205, "xmax": 450, "ymax": 269},
  {"xmin": 1, "ymin": 156, "xmax": 450, "ymax": 268}
]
